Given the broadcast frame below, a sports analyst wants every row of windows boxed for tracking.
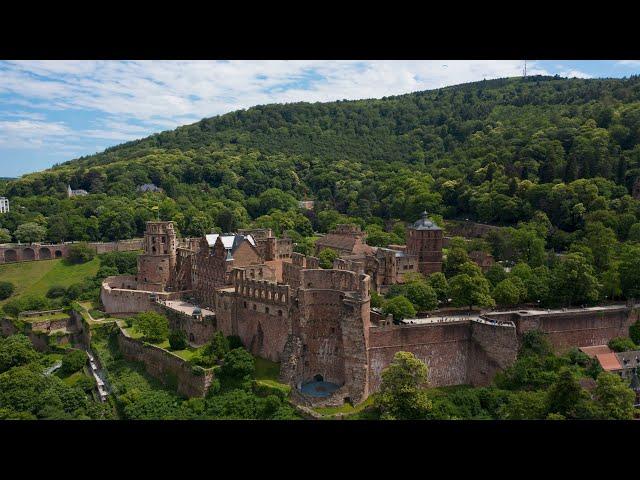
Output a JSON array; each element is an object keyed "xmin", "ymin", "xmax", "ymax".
[{"xmin": 242, "ymin": 301, "xmax": 284, "ymax": 316}]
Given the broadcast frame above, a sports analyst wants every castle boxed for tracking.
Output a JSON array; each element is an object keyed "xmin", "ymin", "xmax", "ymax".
[{"xmin": 100, "ymin": 216, "xmax": 640, "ymax": 406}]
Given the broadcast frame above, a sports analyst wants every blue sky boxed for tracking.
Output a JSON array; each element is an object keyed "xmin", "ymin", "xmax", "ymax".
[{"xmin": 1, "ymin": 60, "xmax": 639, "ymax": 178}]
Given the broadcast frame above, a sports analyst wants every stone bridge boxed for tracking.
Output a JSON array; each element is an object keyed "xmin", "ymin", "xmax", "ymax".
[
  {"xmin": 0, "ymin": 243, "xmax": 68, "ymax": 263},
  {"xmin": 0, "ymin": 238, "xmax": 144, "ymax": 264}
]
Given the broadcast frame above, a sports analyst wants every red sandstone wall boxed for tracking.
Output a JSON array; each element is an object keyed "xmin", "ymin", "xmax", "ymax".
[
  {"xmin": 367, "ymin": 322, "xmax": 471, "ymax": 391},
  {"xmin": 467, "ymin": 321, "xmax": 518, "ymax": 386},
  {"xmin": 117, "ymin": 328, "xmax": 213, "ymax": 397}
]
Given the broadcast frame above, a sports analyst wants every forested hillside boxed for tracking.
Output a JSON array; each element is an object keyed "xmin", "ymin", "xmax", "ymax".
[{"xmin": 3, "ymin": 75, "xmax": 640, "ymax": 261}]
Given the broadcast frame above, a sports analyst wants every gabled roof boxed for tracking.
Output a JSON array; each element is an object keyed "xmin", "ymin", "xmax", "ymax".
[
  {"xmin": 579, "ymin": 345, "xmax": 613, "ymax": 358},
  {"xmin": 615, "ymin": 351, "xmax": 640, "ymax": 369},
  {"xmin": 596, "ymin": 352, "xmax": 622, "ymax": 372},
  {"xmin": 205, "ymin": 233, "xmax": 256, "ymax": 249}
]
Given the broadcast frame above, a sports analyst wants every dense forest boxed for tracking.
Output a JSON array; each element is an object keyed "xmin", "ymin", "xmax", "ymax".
[{"xmin": 3, "ymin": 75, "xmax": 640, "ymax": 308}]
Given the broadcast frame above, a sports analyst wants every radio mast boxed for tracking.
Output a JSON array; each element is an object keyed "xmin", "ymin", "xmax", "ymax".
[{"xmin": 523, "ymin": 60, "xmax": 527, "ymax": 78}]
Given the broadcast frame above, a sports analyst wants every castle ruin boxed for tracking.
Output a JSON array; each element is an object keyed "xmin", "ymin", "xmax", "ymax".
[{"xmin": 100, "ymin": 218, "xmax": 639, "ymax": 406}]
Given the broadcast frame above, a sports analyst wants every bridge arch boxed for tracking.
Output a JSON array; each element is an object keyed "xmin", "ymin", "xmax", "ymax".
[
  {"xmin": 22, "ymin": 248, "xmax": 35, "ymax": 261},
  {"xmin": 4, "ymin": 249, "xmax": 17, "ymax": 262},
  {"xmin": 39, "ymin": 247, "xmax": 52, "ymax": 259}
]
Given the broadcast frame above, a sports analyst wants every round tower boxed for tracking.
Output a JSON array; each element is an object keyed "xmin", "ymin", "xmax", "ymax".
[
  {"xmin": 406, "ymin": 211, "xmax": 443, "ymax": 276},
  {"xmin": 137, "ymin": 221, "xmax": 177, "ymax": 290}
]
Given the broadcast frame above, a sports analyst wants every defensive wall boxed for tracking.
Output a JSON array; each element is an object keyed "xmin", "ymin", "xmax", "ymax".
[
  {"xmin": 483, "ymin": 305, "xmax": 640, "ymax": 353},
  {"xmin": 116, "ymin": 324, "xmax": 214, "ymax": 397},
  {"xmin": 0, "ymin": 309, "xmax": 86, "ymax": 352},
  {"xmin": 0, "ymin": 238, "xmax": 143, "ymax": 264},
  {"xmin": 100, "ymin": 275, "xmax": 182, "ymax": 315},
  {"xmin": 366, "ymin": 317, "xmax": 517, "ymax": 391},
  {"xmin": 153, "ymin": 299, "xmax": 217, "ymax": 347}
]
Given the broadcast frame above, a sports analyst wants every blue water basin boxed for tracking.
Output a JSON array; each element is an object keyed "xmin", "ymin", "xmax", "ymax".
[{"xmin": 299, "ymin": 381, "xmax": 341, "ymax": 398}]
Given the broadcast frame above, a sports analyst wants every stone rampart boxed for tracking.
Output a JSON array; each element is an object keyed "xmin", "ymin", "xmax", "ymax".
[
  {"xmin": 154, "ymin": 301, "xmax": 217, "ymax": 346},
  {"xmin": 100, "ymin": 275, "xmax": 181, "ymax": 314},
  {"xmin": 484, "ymin": 306, "xmax": 639, "ymax": 353},
  {"xmin": 367, "ymin": 322, "xmax": 471, "ymax": 391},
  {"xmin": 116, "ymin": 325, "xmax": 214, "ymax": 397}
]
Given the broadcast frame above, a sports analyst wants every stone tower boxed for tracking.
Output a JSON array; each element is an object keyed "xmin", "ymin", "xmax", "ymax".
[
  {"xmin": 406, "ymin": 211, "xmax": 443, "ymax": 276},
  {"xmin": 137, "ymin": 221, "xmax": 177, "ymax": 291}
]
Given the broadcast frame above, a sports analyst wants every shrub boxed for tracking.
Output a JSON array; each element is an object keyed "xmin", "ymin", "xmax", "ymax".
[
  {"xmin": 221, "ymin": 348, "xmax": 255, "ymax": 380},
  {"xmin": 318, "ymin": 248, "xmax": 339, "ymax": 269},
  {"xmin": 227, "ymin": 335, "xmax": 243, "ymax": 350},
  {"xmin": 133, "ymin": 311, "xmax": 169, "ymax": 343},
  {"xmin": 607, "ymin": 337, "xmax": 637, "ymax": 353},
  {"xmin": 67, "ymin": 242, "xmax": 96, "ymax": 264},
  {"xmin": 168, "ymin": 330, "xmax": 188, "ymax": 350},
  {"xmin": 382, "ymin": 295, "xmax": 416, "ymax": 322},
  {"xmin": 46, "ymin": 285, "xmax": 67, "ymax": 299},
  {"xmin": 0, "ymin": 281, "xmax": 15, "ymax": 300},
  {"xmin": 3, "ymin": 295, "xmax": 50, "ymax": 317},
  {"xmin": 60, "ymin": 349, "xmax": 87, "ymax": 375}
]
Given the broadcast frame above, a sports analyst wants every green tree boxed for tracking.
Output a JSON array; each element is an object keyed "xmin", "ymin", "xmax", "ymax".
[
  {"xmin": 0, "ymin": 228, "xmax": 11, "ymax": 243},
  {"xmin": 382, "ymin": 295, "xmax": 416, "ymax": 322},
  {"xmin": 497, "ymin": 390, "xmax": 546, "ymax": 420},
  {"xmin": 545, "ymin": 368, "xmax": 587, "ymax": 419},
  {"xmin": 550, "ymin": 253, "xmax": 599, "ymax": 306},
  {"xmin": 318, "ymin": 248, "xmax": 339, "ymax": 269},
  {"xmin": 168, "ymin": 330, "xmax": 188, "ymax": 350},
  {"xmin": 593, "ymin": 372, "xmax": 635, "ymax": 419},
  {"xmin": 443, "ymin": 248, "xmax": 470, "ymax": 278},
  {"xmin": 0, "ymin": 335, "xmax": 39, "ymax": 373},
  {"xmin": 427, "ymin": 272, "xmax": 449, "ymax": 304},
  {"xmin": 375, "ymin": 351, "xmax": 431, "ymax": 420},
  {"xmin": 60, "ymin": 349, "xmax": 87, "ymax": 375},
  {"xmin": 619, "ymin": 244, "xmax": 640, "ymax": 299},
  {"xmin": 134, "ymin": 312, "xmax": 169, "ymax": 343},
  {"xmin": 404, "ymin": 281, "xmax": 438, "ymax": 311},
  {"xmin": 607, "ymin": 337, "xmax": 637, "ymax": 352},
  {"xmin": 14, "ymin": 222, "xmax": 46, "ymax": 244},
  {"xmin": 492, "ymin": 278, "xmax": 522, "ymax": 307},
  {"xmin": 221, "ymin": 348, "xmax": 255, "ymax": 380},
  {"xmin": 67, "ymin": 242, "xmax": 96, "ymax": 264},
  {"xmin": 485, "ymin": 264, "xmax": 507, "ymax": 287},
  {"xmin": 0, "ymin": 281, "xmax": 15, "ymax": 300},
  {"xmin": 449, "ymin": 273, "xmax": 495, "ymax": 311}
]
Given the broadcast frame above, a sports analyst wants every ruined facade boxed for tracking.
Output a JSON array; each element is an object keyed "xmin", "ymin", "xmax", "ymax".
[{"xmin": 100, "ymin": 220, "xmax": 640, "ymax": 406}]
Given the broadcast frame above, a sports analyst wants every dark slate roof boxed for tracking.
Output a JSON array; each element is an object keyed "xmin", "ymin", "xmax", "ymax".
[
  {"xmin": 410, "ymin": 211, "xmax": 441, "ymax": 231},
  {"xmin": 615, "ymin": 351, "xmax": 640, "ymax": 369}
]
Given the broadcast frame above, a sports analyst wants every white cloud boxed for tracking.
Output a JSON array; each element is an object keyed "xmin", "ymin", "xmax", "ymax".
[
  {"xmin": 558, "ymin": 69, "xmax": 591, "ymax": 79},
  {"xmin": 0, "ymin": 59, "xmax": 570, "ymax": 175},
  {"xmin": 0, "ymin": 119, "xmax": 73, "ymax": 149},
  {"xmin": 0, "ymin": 60, "xmax": 549, "ymax": 131}
]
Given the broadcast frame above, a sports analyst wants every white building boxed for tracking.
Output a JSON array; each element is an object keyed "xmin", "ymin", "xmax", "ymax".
[
  {"xmin": 67, "ymin": 185, "xmax": 88, "ymax": 198},
  {"xmin": 0, "ymin": 197, "xmax": 9, "ymax": 213}
]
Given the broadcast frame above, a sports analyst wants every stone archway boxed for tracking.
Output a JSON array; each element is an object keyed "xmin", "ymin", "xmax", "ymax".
[
  {"xmin": 39, "ymin": 247, "xmax": 52, "ymax": 259},
  {"xmin": 22, "ymin": 248, "xmax": 35, "ymax": 261},
  {"xmin": 54, "ymin": 250, "xmax": 63, "ymax": 258},
  {"xmin": 313, "ymin": 374, "xmax": 324, "ymax": 382},
  {"xmin": 4, "ymin": 249, "xmax": 17, "ymax": 262}
]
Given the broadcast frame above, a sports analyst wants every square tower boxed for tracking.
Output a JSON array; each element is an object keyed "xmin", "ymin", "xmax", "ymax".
[
  {"xmin": 137, "ymin": 221, "xmax": 177, "ymax": 289},
  {"xmin": 406, "ymin": 211, "xmax": 443, "ymax": 276}
]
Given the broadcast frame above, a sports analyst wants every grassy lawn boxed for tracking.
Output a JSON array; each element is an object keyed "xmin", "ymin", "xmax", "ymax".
[
  {"xmin": 0, "ymin": 258, "xmax": 100, "ymax": 305},
  {"xmin": 314, "ymin": 395, "xmax": 375, "ymax": 417},
  {"xmin": 21, "ymin": 312, "xmax": 70, "ymax": 322},
  {"xmin": 254, "ymin": 357, "xmax": 280, "ymax": 381},
  {"xmin": 61, "ymin": 370, "xmax": 85, "ymax": 386}
]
